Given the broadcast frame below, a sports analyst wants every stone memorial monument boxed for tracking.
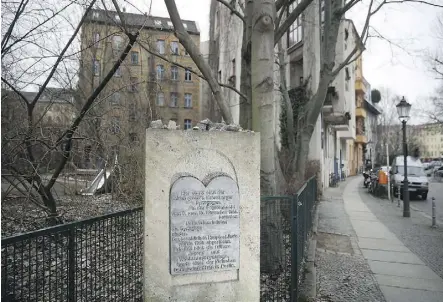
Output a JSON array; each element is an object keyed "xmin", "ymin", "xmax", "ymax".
[{"xmin": 144, "ymin": 129, "xmax": 260, "ymax": 301}]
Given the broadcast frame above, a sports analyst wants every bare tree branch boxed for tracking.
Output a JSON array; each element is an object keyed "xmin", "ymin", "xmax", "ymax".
[
  {"xmin": 30, "ymin": 0, "xmax": 98, "ymax": 107},
  {"xmin": 2, "ymin": 1, "xmax": 73, "ymax": 56},
  {"xmin": 385, "ymin": 0, "xmax": 443, "ymax": 8},
  {"xmin": 274, "ymin": 0, "xmax": 314, "ymax": 45},
  {"xmin": 164, "ymin": 0, "xmax": 234, "ymax": 123},
  {"xmin": 48, "ymin": 33, "xmax": 139, "ymax": 189},
  {"xmin": 1, "ymin": 0, "xmax": 29, "ymax": 52}
]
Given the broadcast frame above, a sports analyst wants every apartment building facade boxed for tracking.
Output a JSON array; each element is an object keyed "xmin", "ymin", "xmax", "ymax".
[
  {"xmin": 296, "ymin": 1, "xmax": 359, "ymax": 188},
  {"xmin": 206, "ymin": 0, "xmax": 362, "ymax": 190},
  {"xmin": 78, "ymin": 9, "xmax": 201, "ymax": 165},
  {"xmin": 352, "ymin": 56, "xmax": 381, "ymax": 174},
  {"xmin": 415, "ymin": 123, "xmax": 443, "ymax": 159}
]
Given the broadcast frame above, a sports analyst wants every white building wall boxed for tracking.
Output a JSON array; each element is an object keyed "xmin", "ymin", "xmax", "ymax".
[
  {"xmin": 213, "ymin": 1, "xmax": 243, "ymax": 124},
  {"xmin": 334, "ymin": 20, "xmax": 358, "ymax": 178}
]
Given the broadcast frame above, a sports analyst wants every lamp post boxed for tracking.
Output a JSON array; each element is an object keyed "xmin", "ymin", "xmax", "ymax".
[{"xmin": 396, "ymin": 96, "xmax": 412, "ymax": 218}]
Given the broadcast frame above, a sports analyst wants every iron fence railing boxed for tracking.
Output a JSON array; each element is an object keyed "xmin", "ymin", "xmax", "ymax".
[
  {"xmin": 260, "ymin": 176, "xmax": 318, "ymax": 302},
  {"xmin": 1, "ymin": 207, "xmax": 143, "ymax": 302}
]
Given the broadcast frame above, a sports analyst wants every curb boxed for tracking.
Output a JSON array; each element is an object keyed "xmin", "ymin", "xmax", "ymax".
[{"xmin": 304, "ymin": 203, "xmax": 319, "ymax": 300}]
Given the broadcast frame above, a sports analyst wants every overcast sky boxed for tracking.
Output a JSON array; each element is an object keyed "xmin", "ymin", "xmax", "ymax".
[{"xmin": 129, "ymin": 0, "xmax": 441, "ymax": 123}]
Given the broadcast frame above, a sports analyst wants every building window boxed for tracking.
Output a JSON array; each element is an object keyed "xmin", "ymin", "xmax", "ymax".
[
  {"xmin": 345, "ymin": 68, "xmax": 350, "ymax": 80},
  {"xmin": 185, "ymin": 68, "xmax": 192, "ymax": 81},
  {"xmin": 128, "ymin": 103, "xmax": 136, "ymax": 121},
  {"xmin": 131, "ymin": 51, "xmax": 139, "ymax": 65},
  {"xmin": 184, "ymin": 119, "xmax": 192, "ymax": 130},
  {"xmin": 129, "ymin": 77, "xmax": 138, "ymax": 92},
  {"xmin": 110, "ymin": 117, "xmax": 121, "ymax": 134},
  {"xmin": 170, "ymin": 92, "xmax": 178, "ymax": 107},
  {"xmin": 157, "ymin": 92, "xmax": 165, "ymax": 106},
  {"xmin": 287, "ymin": 0, "xmax": 303, "ymax": 48},
  {"xmin": 157, "ymin": 64, "xmax": 165, "ymax": 80},
  {"xmin": 114, "ymin": 66, "xmax": 121, "ymax": 77},
  {"xmin": 112, "ymin": 35, "xmax": 123, "ymax": 55},
  {"xmin": 171, "ymin": 41, "xmax": 179, "ymax": 55},
  {"xmin": 93, "ymin": 32, "xmax": 100, "ymax": 47},
  {"xmin": 171, "ymin": 66, "xmax": 179, "ymax": 80},
  {"xmin": 157, "ymin": 39, "xmax": 165, "ymax": 54},
  {"xmin": 110, "ymin": 92, "xmax": 120, "ymax": 105},
  {"xmin": 184, "ymin": 93, "xmax": 192, "ymax": 108},
  {"xmin": 93, "ymin": 59, "xmax": 100, "ymax": 76},
  {"xmin": 232, "ymin": 58, "xmax": 236, "ymax": 76},
  {"xmin": 183, "ymin": 23, "xmax": 188, "ymax": 29}
]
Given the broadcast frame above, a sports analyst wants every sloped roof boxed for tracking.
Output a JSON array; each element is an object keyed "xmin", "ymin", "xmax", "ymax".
[
  {"xmin": 2, "ymin": 88, "xmax": 75, "ymax": 104},
  {"xmin": 84, "ymin": 8, "xmax": 200, "ymax": 35}
]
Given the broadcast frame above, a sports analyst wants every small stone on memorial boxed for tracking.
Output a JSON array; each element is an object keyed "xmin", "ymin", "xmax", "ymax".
[
  {"xmin": 167, "ymin": 120, "xmax": 177, "ymax": 130},
  {"xmin": 222, "ymin": 124, "xmax": 242, "ymax": 132},
  {"xmin": 150, "ymin": 120, "xmax": 164, "ymax": 129}
]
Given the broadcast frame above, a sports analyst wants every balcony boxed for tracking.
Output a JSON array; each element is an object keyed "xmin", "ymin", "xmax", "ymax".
[
  {"xmin": 355, "ymin": 107, "xmax": 367, "ymax": 118},
  {"xmin": 356, "ymin": 134, "xmax": 368, "ymax": 144},
  {"xmin": 355, "ymin": 77, "xmax": 366, "ymax": 93},
  {"xmin": 324, "ymin": 112, "xmax": 351, "ymax": 132},
  {"xmin": 322, "ymin": 86, "xmax": 335, "ymax": 114}
]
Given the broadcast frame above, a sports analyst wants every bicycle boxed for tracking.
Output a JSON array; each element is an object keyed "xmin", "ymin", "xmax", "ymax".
[{"xmin": 329, "ymin": 173, "xmax": 338, "ymax": 187}]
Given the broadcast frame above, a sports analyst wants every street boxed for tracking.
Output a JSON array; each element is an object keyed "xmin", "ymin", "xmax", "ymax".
[
  {"xmin": 358, "ymin": 179, "xmax": 443, "ymax": 279},
  {"xmin": 408, "ymin": 177, "xmax": 443, "ymax": 222}
]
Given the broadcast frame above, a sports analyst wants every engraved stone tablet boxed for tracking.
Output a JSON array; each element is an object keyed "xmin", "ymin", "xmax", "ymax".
[{"xmin": 169, "ymin": 175, "xmax": 240, "ymax": 275}]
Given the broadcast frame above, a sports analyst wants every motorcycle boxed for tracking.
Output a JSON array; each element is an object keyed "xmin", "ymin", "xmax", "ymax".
[
  {"xmin": 363, "ymin": 170, "xmax": 371, "ymax": 188},
  {"xmin": 368, "ymin": 171, "xmax": 379, "ymax": 194}
]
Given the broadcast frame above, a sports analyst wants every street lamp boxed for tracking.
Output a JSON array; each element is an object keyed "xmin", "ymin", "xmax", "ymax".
[{"xmin": 396, "ymin": 96, "xmax": 412, "ymax": 217}]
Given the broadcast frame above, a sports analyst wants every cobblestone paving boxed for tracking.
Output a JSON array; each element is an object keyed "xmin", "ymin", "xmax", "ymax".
[
  {"xmin": 312, "ymin": 182, "xmax": 386, "ymax": 302},
  {"xmin": 315, "ymin": 251, "xmax": 386, "ymax": 302},
  {"xmin": 359, "ymin": 187, "xmax": 443, "ymax": 279}
]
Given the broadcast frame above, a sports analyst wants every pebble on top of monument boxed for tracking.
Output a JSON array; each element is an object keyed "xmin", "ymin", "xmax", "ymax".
[{"xmin": 169, "ymin": 174, "xmax": 240, "ymax": 275}]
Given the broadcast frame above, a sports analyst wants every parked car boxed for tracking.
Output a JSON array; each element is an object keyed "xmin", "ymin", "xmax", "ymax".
[{"xmin": 390, "ymin": 156, "xmax": 429, "ymax": 200}]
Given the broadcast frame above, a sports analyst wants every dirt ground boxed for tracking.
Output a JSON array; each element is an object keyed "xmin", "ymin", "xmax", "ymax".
[{"xmin": 1, "ymin": 194, "xmax": 141, "ymax": 238}]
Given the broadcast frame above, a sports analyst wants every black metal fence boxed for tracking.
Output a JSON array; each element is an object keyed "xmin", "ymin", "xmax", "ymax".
[
  {"xmin": 1, "ymin": 207, "xmax": 143, "ymax": 302},
  {"xmin": 260, "ymin": 176, "xmax": 318, "ymax": 302}
]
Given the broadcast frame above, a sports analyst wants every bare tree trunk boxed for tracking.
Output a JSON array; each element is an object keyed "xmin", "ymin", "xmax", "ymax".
[
  {"xmin": 251, "ymin": 0, "xmax": 284, "ymax": 274},
  {"xmin": 164, "ymin": 0, "xmax": 233, "ymax": 124},
  {"xmin": 251, "ymin": 0, "xmax": 277, "ymax": 195}
]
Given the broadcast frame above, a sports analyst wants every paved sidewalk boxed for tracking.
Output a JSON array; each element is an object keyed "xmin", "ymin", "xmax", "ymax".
[
  {"xmin": 313, "ymin": 178, "xmax": 386, "ymax": 302},
  {"xmin": 344, "ymin": 177, "xmax": 443, "ymax": 302}
]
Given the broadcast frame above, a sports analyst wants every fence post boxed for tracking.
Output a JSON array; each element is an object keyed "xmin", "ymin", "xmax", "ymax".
[
  {"xmin": 291, "ymin": 195, "xmax": 298, "ymax": 302},
  {"xmin": 67, "ymin": 228, "xmax": 76, "ymax": 302}
]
